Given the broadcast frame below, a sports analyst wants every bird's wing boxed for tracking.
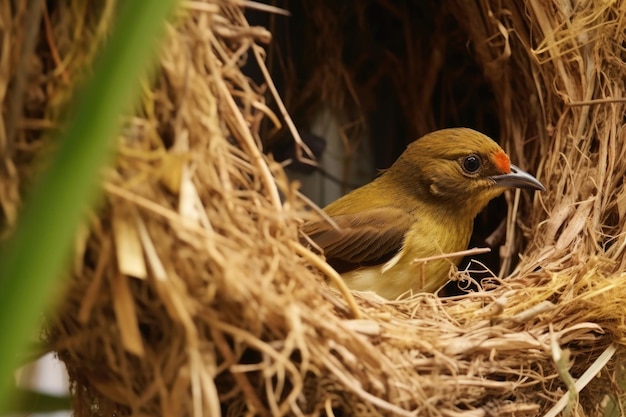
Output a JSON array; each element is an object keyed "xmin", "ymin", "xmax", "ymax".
[{"xmin": 304, "ymin": 207, "xmax": 413, "ymax": 273}]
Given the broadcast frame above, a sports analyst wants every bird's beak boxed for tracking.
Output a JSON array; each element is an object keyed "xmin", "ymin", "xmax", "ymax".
[{"xmin": 490, "ymin": 164, "xmax": 546, "ymax": 191}]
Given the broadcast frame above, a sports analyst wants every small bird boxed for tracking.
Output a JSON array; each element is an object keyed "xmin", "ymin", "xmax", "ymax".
[{"xmin": 304, "ymin": 128, "xmax": 545, "ymax": 300}]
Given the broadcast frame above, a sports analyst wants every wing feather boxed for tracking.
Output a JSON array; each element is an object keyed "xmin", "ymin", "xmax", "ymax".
[{"xmin": 304, "ymin": 207, "xmax": 413, "ymax": 273}]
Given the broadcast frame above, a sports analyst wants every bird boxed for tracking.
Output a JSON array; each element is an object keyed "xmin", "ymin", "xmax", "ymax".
[{"xmin": 303, "ymin": 128, "xmax": 545, "ymax": 300}]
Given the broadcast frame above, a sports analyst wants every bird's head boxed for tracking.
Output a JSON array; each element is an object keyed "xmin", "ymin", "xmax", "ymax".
[{"xmin": 388, "ymin": 128, "xmax": 545, "ymax": 218}]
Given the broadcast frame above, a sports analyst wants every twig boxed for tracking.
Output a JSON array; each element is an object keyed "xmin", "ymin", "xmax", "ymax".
[
  {"xmin": 43, "ymin": 1, "xmax": 69, "ymax": 83},
  {"xmin": 511, "ymin": 300, "xmax": 555, "ymax": 322},
  {"xmin": 566, "ymin": 97, "xmax": 626, "ymax": 106},
  {"xmin": 210, "ymin": 326, "xmax": 269, "ymax": 416},
  {"xmin": 5, "ymin": 0, "xmax": 45, "ymax": 161},
  {"xmin": 237, "ymin": 0, "xmax": 290, "ymax": 16},
  {"xmin": 318, "ymin": 350, "xmax": 417, "ymax": 417},
  {"xmin": 543, "ymin": 343, "xmax": 617, "ymax": 417},
  {"xmin": 205, "ymin": 30, "xmax": 283, "ymax": 211},
  {"xmin": 484, "ymin": 218, "xmax": 507, "ymax": 247},
  {"xmin": 252, "ymin": 44, "xmax": 316, "ymax": 165},
  {"xmin": 295, "ymin": 189, "xmax": 340, "ymax": 230},
  {"xmin": 212, "ymin": 319, "xmax": 304, "ymax": 416},
  {"xmin": 289, "ymin": 241, "xmax": 362, "ymax": 319},
  {"xmin": 411, "ymin": 247, "xmax": 491, "ymax": 264}
]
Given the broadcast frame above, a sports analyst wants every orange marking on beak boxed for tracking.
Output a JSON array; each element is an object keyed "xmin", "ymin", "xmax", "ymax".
[{"xmin": 493, "ymin": 151, "xmax": 511, "ymax": 173}]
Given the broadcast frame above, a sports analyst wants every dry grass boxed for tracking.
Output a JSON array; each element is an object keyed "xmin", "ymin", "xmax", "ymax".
[{"xmin": 2, "ymin": 0, "xmax": 626, "ymax": 416}]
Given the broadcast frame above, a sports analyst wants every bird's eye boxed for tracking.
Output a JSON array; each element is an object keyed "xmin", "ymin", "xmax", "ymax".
[{"xmin": 462, "ymin": 154, "xmax": 481, "ymax": 174}]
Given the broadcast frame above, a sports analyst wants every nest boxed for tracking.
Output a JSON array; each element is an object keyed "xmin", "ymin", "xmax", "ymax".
[{"xmin": 3, "ymin": 0, "xmax": 626, "ymax": 416}]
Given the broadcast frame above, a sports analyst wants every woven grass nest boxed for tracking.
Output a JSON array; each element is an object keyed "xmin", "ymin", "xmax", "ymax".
[{"xmin": 5, "ymin": 0, "xmax": 626, "ymax": 416}]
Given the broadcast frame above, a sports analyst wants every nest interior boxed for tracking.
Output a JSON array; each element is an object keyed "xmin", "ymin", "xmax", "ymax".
[{"xmin": 2, "ymin": 0, "xmax": 626, "ymax": 416}]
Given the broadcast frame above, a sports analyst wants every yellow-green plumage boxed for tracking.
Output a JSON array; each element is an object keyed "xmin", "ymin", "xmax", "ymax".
[{"xmin": 305, "ymin": 128, "xmax": 544, "ymax": 300}]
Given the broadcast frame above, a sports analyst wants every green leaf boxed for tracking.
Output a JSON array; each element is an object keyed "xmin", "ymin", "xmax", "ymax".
[
  {"xmin": 0, "ymin": 386, "xmax": 71, "ymax": 414},
  {"xmin": 0, "ymin": 0, "xmax": 178, "ymax": 410}
]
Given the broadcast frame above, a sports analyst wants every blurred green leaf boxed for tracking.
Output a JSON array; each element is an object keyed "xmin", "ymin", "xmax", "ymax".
[
  {"xmin": 0, "ymin": 0, "xmax": 177, "ymax": 410},
  {"xmin": 0, "ymin": 386, "xmax": 71, "ymax": 414}
]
